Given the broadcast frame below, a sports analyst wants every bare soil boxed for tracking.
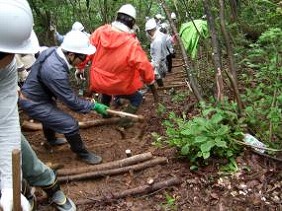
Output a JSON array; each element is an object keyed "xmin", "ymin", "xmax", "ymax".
[{"xmin": 21, "ymin": 58, "xmax": 282, "ymax": 211}]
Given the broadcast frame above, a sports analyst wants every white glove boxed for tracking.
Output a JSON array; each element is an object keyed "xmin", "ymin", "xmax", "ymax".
[
  {"xmin": 18, "ymin": 69, "xmax": 29, "ymax": 83},
  {"xmin": 0, "ymin": 188, "xmax": 31, "ymax": 211},
  {"xmin": 74, "ymin": 69, "xmax": 85, "ymax": 83}
]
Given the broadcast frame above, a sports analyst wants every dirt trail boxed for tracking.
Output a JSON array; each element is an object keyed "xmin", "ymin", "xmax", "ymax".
[{"xmin": 22, "ymin": 57, "xmax": 282, "ymax": 210}]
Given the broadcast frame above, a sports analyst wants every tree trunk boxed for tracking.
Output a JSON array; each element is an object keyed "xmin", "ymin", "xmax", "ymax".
[
  {"xmin": 203, "ymin": 0, "xmax": 224, "ymax": 102},
  {"xmin": 219, "ymin": 0, "xmax": 244, "ymax": 112}
]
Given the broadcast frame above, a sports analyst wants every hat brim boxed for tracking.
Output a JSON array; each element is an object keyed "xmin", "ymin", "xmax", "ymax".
[
  {"xmin": 75, "ymin": 44, "xmax": 96, "ymax": 55},
  {"xmin": 0, "ymin": 30, "xmax": 39, "ymax": 54}
]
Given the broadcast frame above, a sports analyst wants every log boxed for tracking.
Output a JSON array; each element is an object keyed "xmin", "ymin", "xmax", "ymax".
[
  {"xmin": 157, "ymin": 84, "xmax": 186, "ymax": 90},
  {"xmin": 75, "ymin": 177, "xmax": 181, "ymax": 205},
  {"xmin": 58, "ymin": 157, "xmax": 168, "ymax": 183},
  {"xmin": 57, "ymin": 152, "xmax": 153, "ymax": 176},
  {"xmin": 12, "ymin": 149, "xmax": 21, "ymax": 211},
  {"xmin": 21, "ymin": 118, "xmax": 121, "ymax": 131}
]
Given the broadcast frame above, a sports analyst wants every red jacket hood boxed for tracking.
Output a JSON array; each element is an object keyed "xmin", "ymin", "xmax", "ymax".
[{"xmin": 94, "ymin": 24, "xmax": 135, "ymax": 49}]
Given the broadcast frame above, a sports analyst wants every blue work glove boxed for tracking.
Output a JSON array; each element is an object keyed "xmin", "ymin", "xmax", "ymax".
[{"xmin": 92, "ymin": 102, "xmax": 109, "ymax": 115}]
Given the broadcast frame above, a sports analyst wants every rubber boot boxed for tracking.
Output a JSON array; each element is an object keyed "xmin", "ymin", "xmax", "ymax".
[
  {"xmin": 42, "ymin": 179, "xmax": 76, "ymax": 211},
  {"xmin": 43, "ymin": 127, "xmax": 67, "ymax": 146},
  {"xmin": 22, "ymin": 179, "xmax": 36, "ymax": 211},
  {"xmin": 118, "ymin": 104, "xmax": 138, "ymax": 128},
  {"xmin": 156, "ymin": 78, "xmax": 164, "ymax": 87},
  {"xmin": 65, "ymin": 133, "xmax": 102, "ymax": 165}
]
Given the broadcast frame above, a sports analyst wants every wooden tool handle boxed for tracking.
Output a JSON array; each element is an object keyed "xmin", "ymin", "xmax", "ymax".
[
  {"xmin": 12, "ymin": 149, "xmax": 22, "ymax": 211},
  {"xmin": 107, "ymin": 109, "xmax": 145, "ymax": 122}
]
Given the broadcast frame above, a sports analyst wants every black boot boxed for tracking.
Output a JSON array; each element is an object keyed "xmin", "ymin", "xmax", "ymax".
[
  {"xmin": 156, "ymin": 79, "xmax": 164, "ymax": 87},
  {"xmin": 42, "ymin": 179, "xmax": 76, "ymax": 211},
  {"xmin": 65, "ymin": 133, "xmax": 102, "ymax": 165},
  {"xmin": 43, "ymin": 126, "xmax": 67, "ymax": 146}
]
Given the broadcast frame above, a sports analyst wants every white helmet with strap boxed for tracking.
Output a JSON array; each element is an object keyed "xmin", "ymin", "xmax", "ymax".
[
  {"xmin": 0, "ymin": 0, "xmax": 39, "ymax": 54},
  {"xmin": 60, "ymin": 31, "xmax": 96, "ymax": 55},
  {"xmin": 72, "ymin": 21, "xmax": 84, "ymax": 31},
  {"xmin": 117, "ymin": 4, "xmax": 136, "ymax": 19},
  {"xmin": 145, "ymin": 18, "xmax": 157, "ymax": 31}
]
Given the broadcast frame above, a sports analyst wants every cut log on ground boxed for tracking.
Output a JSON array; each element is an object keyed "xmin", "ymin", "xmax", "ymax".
[
  {"xmin": 157, "ymin": 84, "xmax": 186, "ymax": 90},
  {"xmin": 21, "ymin": 118, "xmax": 121, "ymax": 131},
  {"xmin": 75, "ymin": 177, "xmax": 181, "ymax": 205},
  {"xmin": 58, "ymin": 157, "xmax": 168, "ymax": 183},
  {"xmin": 57, "ymin": 152, "xmax": 153, "ymax": 176}
]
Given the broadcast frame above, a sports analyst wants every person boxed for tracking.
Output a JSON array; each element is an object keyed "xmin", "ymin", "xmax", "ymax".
[
  {"xmin": 51, "ymin": 21, "xmax": 90, "ymax": 45},
  {"xmin": 15, "ymin": 53, "xmax": 36, "ymax": 87},
  {"xmin": 79, "ymin": 4, "xmax": 155, "ymax": 126},
  {"xmin": 154, "ymin": 13, "xmax": 164, "ymax": 28},
  {"xmin": 0, "ymin": 0, "xmax": 76, "ymax": 210},
  {"xmin": 19, "ymin": 30, "xmax": 109, "ymax": 165},
  {"xmin": 160, "ymin": 23, "xmax": 175, "ymax": 73},
  {"xmin": 145, "ymin": 18, "xmax": 168, "ymax": 87}
]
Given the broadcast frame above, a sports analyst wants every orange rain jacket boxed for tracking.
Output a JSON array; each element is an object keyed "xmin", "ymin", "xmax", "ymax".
[{"xmin": 87, "ymin": 24, "xmax": 155, "ymax": 95}]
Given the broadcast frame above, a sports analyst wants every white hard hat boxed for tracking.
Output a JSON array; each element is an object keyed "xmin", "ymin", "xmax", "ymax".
[
  {"xmin": 161, "ymin": 23, "xmax": 169, "ymax": 30},
  {"xmin": 117, "ymin": 4, "xmax": 136, "ymax": 19},
  {"xmin": 0, "ymin": 0, "xmax": 39, "ymax": 54},
  {"xmin": 61, "ymin": 31, "xmax": 96, "ymax": 55},
  {"xmin": 72, "ymin": 21, "xmax": 84, "ymax": 31},
  {"xmin": 145, "ymin": 18, "xmax": 157, "ymax": 31},
  {"xmin": 171, "ymin": 12, "xmax": 176, "ymax": 20},
  {"xmin": 155, "ymin": 14, "xmax": 162, "ymax": 20}
]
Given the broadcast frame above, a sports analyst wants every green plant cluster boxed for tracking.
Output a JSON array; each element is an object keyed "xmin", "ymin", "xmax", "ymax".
[
  {"xmin": 162, "ymin": 100, "xmax": 244, "ymax": 169},
  {"xmin": 241, "ymin": 27, "xmax": 282, "ymax": 144}
]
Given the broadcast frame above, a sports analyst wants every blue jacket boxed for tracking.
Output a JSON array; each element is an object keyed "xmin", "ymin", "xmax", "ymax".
[{"xmin": 21, "ymin": 47, "xmax": 93, "ymax": 113}]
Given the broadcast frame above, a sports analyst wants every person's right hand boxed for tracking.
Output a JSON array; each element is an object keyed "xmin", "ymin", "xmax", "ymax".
[{"xmin": 0, "ymin": 188, "xmax": 31, "ymax": 211}]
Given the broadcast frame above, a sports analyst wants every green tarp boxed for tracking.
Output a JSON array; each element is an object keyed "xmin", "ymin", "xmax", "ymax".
[{"xmin": 179, "ymin": 20, "xmax": 209, "ymax": 59}]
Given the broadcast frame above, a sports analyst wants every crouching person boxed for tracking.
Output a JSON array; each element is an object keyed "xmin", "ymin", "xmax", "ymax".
[{"xmin": 19, "ymin": 31, "xmax": 108, "ymax": 165}]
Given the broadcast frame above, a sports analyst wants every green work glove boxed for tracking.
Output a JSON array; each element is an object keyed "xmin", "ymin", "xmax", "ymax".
[{"xmin": 92, "ymin": 103, "xmax": 108, "ymax": 115}]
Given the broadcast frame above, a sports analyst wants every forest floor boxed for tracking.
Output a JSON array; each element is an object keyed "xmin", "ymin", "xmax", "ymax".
[{"xmin": 21, "ymin": 57, "xmax": 282, "ymax": 211}]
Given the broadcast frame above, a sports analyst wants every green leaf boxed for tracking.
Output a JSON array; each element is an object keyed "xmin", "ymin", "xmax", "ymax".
[
  {"xmin": 194, "ymin": 136, "xmax": 208, "ymax": 143},
  {"xmin": 200, "ymin": 141, "xmax": 215, "ymax": 153},
  {"xmin": 202, "ymin": 151, "xmax": 210, "ymax": 159},
  {"xmin": 181, "ymin": 144, "xmax": 190, "ymax": 155}
]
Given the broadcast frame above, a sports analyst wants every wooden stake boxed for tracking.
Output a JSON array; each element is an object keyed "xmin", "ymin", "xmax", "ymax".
[{"xmin": 12, "ymin": 149, "xmax": 22, "ymax": 211}]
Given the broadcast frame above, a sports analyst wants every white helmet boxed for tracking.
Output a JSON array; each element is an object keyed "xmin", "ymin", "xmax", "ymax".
[
  {"xmin": 145, "ymin": 18, "xmax": 157, "ymax": 31},
  {"xmin": 0, "ymin": 0, "xmax": 39, "ymax": 54},
  {"xmin": 117, "ymin": 4, "xmax": 136, "ymax": 19},
  {"xmin": 72, "ymin": 21, "xmax": 84, "ymax": 31},
  {"xmin": 171, "ymin": 12, "xmax": 176, "ymax": 20},
  {"xmin": 61, "ymin": 31, "xmax": 96, "ymax": 55},
  {"xmin": 155, "ymin": 14, "xmax": 162, "ymax": 20}
]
